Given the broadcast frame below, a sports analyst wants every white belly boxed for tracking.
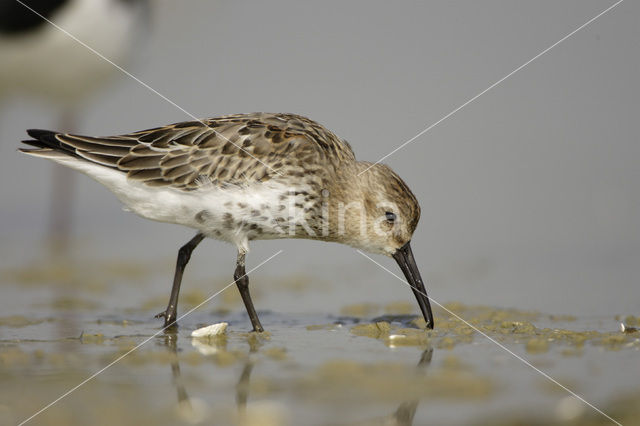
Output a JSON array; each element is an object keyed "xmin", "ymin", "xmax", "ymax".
[{"xmin": 47, "ymin": 155, "xmax": 313, "ymax": 252}]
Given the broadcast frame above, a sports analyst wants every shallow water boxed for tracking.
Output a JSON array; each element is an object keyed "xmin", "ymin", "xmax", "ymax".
[{"xmin": 1, "ymin": 255, "xmax": 639, "ymax": 426}]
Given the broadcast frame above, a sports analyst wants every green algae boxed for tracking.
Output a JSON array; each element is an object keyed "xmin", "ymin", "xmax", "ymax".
[
  {"xmin": 350, "ymin": 321, "xmax": 391, "ymax": 338},
  {"xmin": 298, "ymin": 358, "xmax": 494, "ymax": 403},
  {"xmin": 525, "ymin": 338, "xmax": 549, "ymax": 354},
  {"xmin": 1, "ymin": 260, "xmax": 153, "ymax": 292},
  {"xmin": 386, "ymin": 327, "xmax": 431, "ymax": 347},
  {"xmin": 2, "ymin": 298, "xmax": 639, "ymax": 426},
  {"xmin": 79, "ymin": 333, "xmax": 105, "ymax": 345},
  {"xmin": 348, "ymin": 303, "xmax": 640, "ymax": 352},
  {"xmin": 0, "ymin": 315, "xmax": 49, "ymax": 328},
  {"xmin": 44, "ymin": 297, "xmax": 100, "ymax": 311},
  {"xmin": 263, "ymin": 347, "xmax": 287, "ymax": 361},
  {"xmin": 478, "ymin": 390, "xmax": 640, "ymax": 425}
]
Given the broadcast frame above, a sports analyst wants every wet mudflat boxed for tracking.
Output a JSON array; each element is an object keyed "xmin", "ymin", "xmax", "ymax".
[{"xmin": 1, "ymin": 258, "xmax": 639, "ymax": 426}]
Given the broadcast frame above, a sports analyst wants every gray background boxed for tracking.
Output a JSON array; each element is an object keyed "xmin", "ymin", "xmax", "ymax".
[{"xmin": 1, "ymin": 0, "xmax": 638, "ymax": 317}]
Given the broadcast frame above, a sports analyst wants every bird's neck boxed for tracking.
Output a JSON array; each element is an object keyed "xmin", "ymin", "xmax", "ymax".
[{"xmin": 318, "ymin": 162, "xmax": 374, "ymax": 246}]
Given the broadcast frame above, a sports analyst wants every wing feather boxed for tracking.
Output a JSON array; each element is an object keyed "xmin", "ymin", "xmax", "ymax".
[
  {"xmin": 118, "ymin": 154, "xmax": 164, "ymax": 170},
  {"xmin": 24, "ymin": 113, "xmax": 356, "ymax": 190},
  {"xmin": 77, "ymin": 151, "xmax": 122, "ymax": 167}
]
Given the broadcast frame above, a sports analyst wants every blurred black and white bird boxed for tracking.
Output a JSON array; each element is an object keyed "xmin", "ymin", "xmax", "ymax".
[{"xmin": 0, "ymin": 0, "xmax": 149, "ymax": 250}]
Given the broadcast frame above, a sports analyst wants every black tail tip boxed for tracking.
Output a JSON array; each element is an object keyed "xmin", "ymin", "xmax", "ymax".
[
  {"xmin": 20, "ymin": 138, "xmax": 48, "ymax": 149},
  {"xmin": 26, "ymin": 129, "xmax": 57, "ymax": 142}
]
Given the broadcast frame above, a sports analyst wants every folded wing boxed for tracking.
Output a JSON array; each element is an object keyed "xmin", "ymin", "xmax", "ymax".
[{"xmin": 21, "ymin": 112, "xmax": 356, "ymax": 190}]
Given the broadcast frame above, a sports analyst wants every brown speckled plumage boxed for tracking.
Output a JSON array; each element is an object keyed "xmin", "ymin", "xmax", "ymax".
[
  {"xmin": 40, "ymin": 112, "xmax": 354, "ymax": 190},
  {"xmin": 21, "ymin": 112, "xmax": 420, "ymax": 252},
  {"xmin": 20, "ymin": 112, "xmax": 434, "ymax": 331}
]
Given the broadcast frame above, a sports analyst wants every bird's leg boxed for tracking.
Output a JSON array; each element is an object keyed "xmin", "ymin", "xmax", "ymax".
[
  {"xmin": 234, "ymin": 251, "xmax": 264, "ymax": 332},
  {"xmin": 156, "ymin": 233, "xmax": 205, "ymax": 328}
]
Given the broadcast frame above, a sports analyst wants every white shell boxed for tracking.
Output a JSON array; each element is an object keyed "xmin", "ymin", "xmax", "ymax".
[{"xmin": 191, "ymin": 322, "xmax": 228, "ymax": 338}]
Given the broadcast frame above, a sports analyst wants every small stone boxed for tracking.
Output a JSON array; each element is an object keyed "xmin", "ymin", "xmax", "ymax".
[{"xmin": 620, "ymin": 322, "xmax": 639, "ymax": 333}]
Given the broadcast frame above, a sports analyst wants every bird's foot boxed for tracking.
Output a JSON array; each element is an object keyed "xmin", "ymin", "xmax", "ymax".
[{"xmin": 155, "ymin": 310, "xmax": 177, "ymax": 328}]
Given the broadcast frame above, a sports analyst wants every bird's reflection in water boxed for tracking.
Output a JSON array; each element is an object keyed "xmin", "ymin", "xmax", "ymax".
[
  {"xmin": 390, "ymin": 348, "xmax": 433, "ymax": 426},
  {"xmin": 160, "ymin": 328, "xmax": 261, "ymax": 422},
  {"xmin": 160, "ymin": 330, "xmax": 433, "ymax": 426},
  {"xmin": 347, "ymin": 347, "xmax": 434, "ymax": 426},
  {"xmin": 161, "ymin": 331, "xmax": 191, "ymax": 408},
  {"xmin": 235, "ymin": 333, "xmax": 261, "ymax": 413}
]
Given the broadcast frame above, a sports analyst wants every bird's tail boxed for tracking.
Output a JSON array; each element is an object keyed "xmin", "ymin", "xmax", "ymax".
[{"xmin": 19, "ymin": 129, "xmax": 81, "ymax": 160}]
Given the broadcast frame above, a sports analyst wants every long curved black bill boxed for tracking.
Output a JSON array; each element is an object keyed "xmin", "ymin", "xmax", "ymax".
[{"xmin": 392, "ymin": 241, "xmax": 434, "ymax": 329}]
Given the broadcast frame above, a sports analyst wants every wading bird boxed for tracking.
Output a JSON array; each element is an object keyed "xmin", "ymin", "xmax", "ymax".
[
  {"xmin": 1, "ymin": 0, "xmax": 148, "ymax": 249},
  {"xmin": 20, "ymin": 112, "xmax": 434, "ymax": 331}
]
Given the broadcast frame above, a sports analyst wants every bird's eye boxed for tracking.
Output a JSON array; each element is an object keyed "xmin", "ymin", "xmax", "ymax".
[{"xmin": 385, "ymin": 211, "xmax": 396, "ymax": 223}]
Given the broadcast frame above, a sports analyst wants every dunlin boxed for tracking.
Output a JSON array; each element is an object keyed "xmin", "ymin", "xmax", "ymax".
[{"xmin": 20, "ymin": 112, "xmax": 434, "ymax": 331}]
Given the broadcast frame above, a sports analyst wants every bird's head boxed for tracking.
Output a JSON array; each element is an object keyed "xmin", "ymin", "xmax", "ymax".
[
  {"xmin": 351, "ymin": 162, "xmax": 421, "ymax": 255},
  {"xmin": 327, "ymin": 162, "xmax": 434, "ymax": 328}
]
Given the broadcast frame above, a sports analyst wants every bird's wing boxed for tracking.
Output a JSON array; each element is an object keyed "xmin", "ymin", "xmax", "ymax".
[{"xmin": 24, "ymin": 112, "xmax": 356, "ymax": 190}]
